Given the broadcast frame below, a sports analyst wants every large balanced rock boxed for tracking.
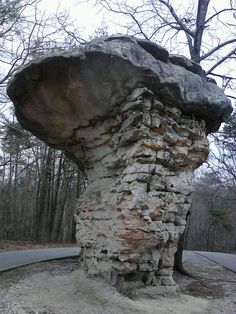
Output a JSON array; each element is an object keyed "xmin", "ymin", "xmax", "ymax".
[{"xmin": 7, "ymin": 35, "xmax": 232, "ymax": 296}]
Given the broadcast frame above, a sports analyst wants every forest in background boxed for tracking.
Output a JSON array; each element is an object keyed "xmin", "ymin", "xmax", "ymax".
[
  {"xmin": 0, "ymin": 114, "xmax": 86, "ymax": 242},
  {"xmin": 0, "ymin": 0, "xmax": 236, "ymax": 251},
  {"xmin": 186, "ymin": 172, "xmax": 236, "ymax": 253}
]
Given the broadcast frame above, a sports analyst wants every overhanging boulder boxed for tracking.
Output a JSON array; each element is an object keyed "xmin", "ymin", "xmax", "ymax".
[{"xmin": 7, "ymin": 35, "xmax": 232, "ymax": 297}]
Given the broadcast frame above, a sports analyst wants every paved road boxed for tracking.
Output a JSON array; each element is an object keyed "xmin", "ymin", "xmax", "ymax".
[
  {"xmin": 0, "ymin": 248, "xmax": 235, "ymax": 273},
  {"xmin": 183, "ymin": 250, "xmax": 216, "ymax": 265},
  {"xmin": 0, "ymin": 247, "xmax": 81, "ymax": 272},
  {"xmin": 195, "ymin": 251, "xmax": 236, "ymax": 273},
  {"xmin": 183, "ymin": 250, "xmax": 236, "ymax": 273}
]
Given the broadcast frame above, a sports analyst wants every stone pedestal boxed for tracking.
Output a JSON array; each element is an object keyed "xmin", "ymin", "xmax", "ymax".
[
  {"xmin": 7, "ymin": 35, "xmax": 231, "ymax": 296},
  {"xmin": 73, "ymin": 88, "xmax": 209, "ymax": 292}
]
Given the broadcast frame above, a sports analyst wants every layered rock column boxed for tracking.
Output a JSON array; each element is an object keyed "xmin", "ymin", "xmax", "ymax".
[
  {"xmin": 71, "ymin": 87, "xmax": 209, "ymax": 291},
  {"xmin": 7, "ymin": 35, "xmax": 232, "ymax": 295}
]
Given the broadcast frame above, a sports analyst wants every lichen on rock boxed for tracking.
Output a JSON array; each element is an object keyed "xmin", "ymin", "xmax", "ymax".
[{"xmin": 7, "ymin": 35, "xmax": 232, "ymax": 297}]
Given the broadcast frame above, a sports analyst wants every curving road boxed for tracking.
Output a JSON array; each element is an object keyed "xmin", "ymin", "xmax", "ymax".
[
  {"xmin": 0, "ymin": 248, "xmax": 235, "ymax": 273},
  {"xmin": 194, "ymin": 251, "xmax": 236, "ymax": 273},
  {"xmin": 0, "ymin": 247, "xmax": 81, "ymax": 272},
  {"xmin": 183, "ymin": 250, "xmax": 236, "ymax": 273}
]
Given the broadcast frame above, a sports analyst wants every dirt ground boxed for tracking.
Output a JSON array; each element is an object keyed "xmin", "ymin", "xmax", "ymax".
[{"xmin": 0, "ymin": 257, "xmax": 236, "ymax": 314}]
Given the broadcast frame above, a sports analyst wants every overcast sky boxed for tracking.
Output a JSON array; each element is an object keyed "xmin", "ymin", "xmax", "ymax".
[{"xmin": 39, "ymin": 0, "xmax": 102, "ymax": 35}]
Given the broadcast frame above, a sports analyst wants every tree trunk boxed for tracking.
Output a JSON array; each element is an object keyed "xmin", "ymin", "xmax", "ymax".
[
  {"xmin": 191, "ymin": 0, "xmax": 211, "ymax": 62},
  {"xmin": 174, "ymin": 208, "xmax": 191, "ymax": 274}
]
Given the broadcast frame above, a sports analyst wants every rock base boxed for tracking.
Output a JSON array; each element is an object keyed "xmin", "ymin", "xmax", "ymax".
[{"xmin": 73, "ymin": 88, "xmax": 209, "ymax": 293}]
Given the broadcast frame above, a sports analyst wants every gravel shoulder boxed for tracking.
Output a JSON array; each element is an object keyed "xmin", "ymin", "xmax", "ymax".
[{"xmin": 0, "ymin": 257, "xmax": 235, "ymax": 314}]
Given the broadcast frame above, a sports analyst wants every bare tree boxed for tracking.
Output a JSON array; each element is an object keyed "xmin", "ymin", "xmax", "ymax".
[
  {"xmin": 209, "ymin": 112, "xmax": 236, "ymax": 189},
  {"xmin": 186, "ymin": 172, "xmax": 235, "ymax": 253},
  {"xmin": 96, "ymin": 0, "xmax": 236, "ymax": 95},
  {"xmin": 0, "ymin": 0, "xmax": 87, "ymax": 243},
  {"xmin": 0, "ymin": 0, "xmax": 87, "ymax": 105}
]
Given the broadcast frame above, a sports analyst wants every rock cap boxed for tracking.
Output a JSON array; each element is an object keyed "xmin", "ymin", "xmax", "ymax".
[{"xmin": 7, "ymin": 35, "xmax": 232, "ymax": 147}]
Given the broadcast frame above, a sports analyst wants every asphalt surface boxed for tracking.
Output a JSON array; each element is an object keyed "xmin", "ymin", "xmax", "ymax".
[
  {"xmin": 0, "ymin": 247, "xmax": 81, "ymax": 271},
  {"xmin": 194, "ymin": 251, "xmax": 236, "ymax": 273},
  {"xmin": 0, "ymin": 248, "xmax": 235, "ymax": 273},
  {"xmin": 183, "ymin": 250, "xmax": 216, "ymax": 265},
  {"xmin": 183, "ymin": 250, "xmax": 236, "ymax": 273}
]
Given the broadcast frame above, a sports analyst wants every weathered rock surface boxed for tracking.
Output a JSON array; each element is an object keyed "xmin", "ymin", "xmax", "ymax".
[
  {"xmin": 7, "ymin": 35, "xmax": 232, "ymax": 296},
  {"xmin": 73, "ymin": 89, "xmax": 209, "ymax": 293}
]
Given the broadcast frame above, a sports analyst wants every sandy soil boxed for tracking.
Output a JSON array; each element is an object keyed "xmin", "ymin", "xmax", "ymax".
[{"xmin": 0, "ymin": 258, "xmax": 236, "ymax": 314}]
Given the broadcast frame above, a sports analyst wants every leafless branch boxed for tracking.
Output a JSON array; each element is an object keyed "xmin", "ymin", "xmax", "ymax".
[
  {"xmin": 200, "ymin": 39, "xmax": 236, "ymax": 61},
  {"xmin": 206, "ymin": 47, "xmax": 236, "ymax": 74},
  {"xmin": 159, "ymin": 0, "xmax": 194, "ymax": 37}
]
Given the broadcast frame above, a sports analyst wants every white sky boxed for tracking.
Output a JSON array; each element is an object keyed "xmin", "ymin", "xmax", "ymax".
[{"xmin": 39, "ymin": 0, "xmax": 103, "ymax": 35}]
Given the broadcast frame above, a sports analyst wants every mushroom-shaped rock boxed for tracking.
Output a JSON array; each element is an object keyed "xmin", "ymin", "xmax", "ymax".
[{"xmin": 7, "ymin": 35, "xmax": 232, "ymax": 296}]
